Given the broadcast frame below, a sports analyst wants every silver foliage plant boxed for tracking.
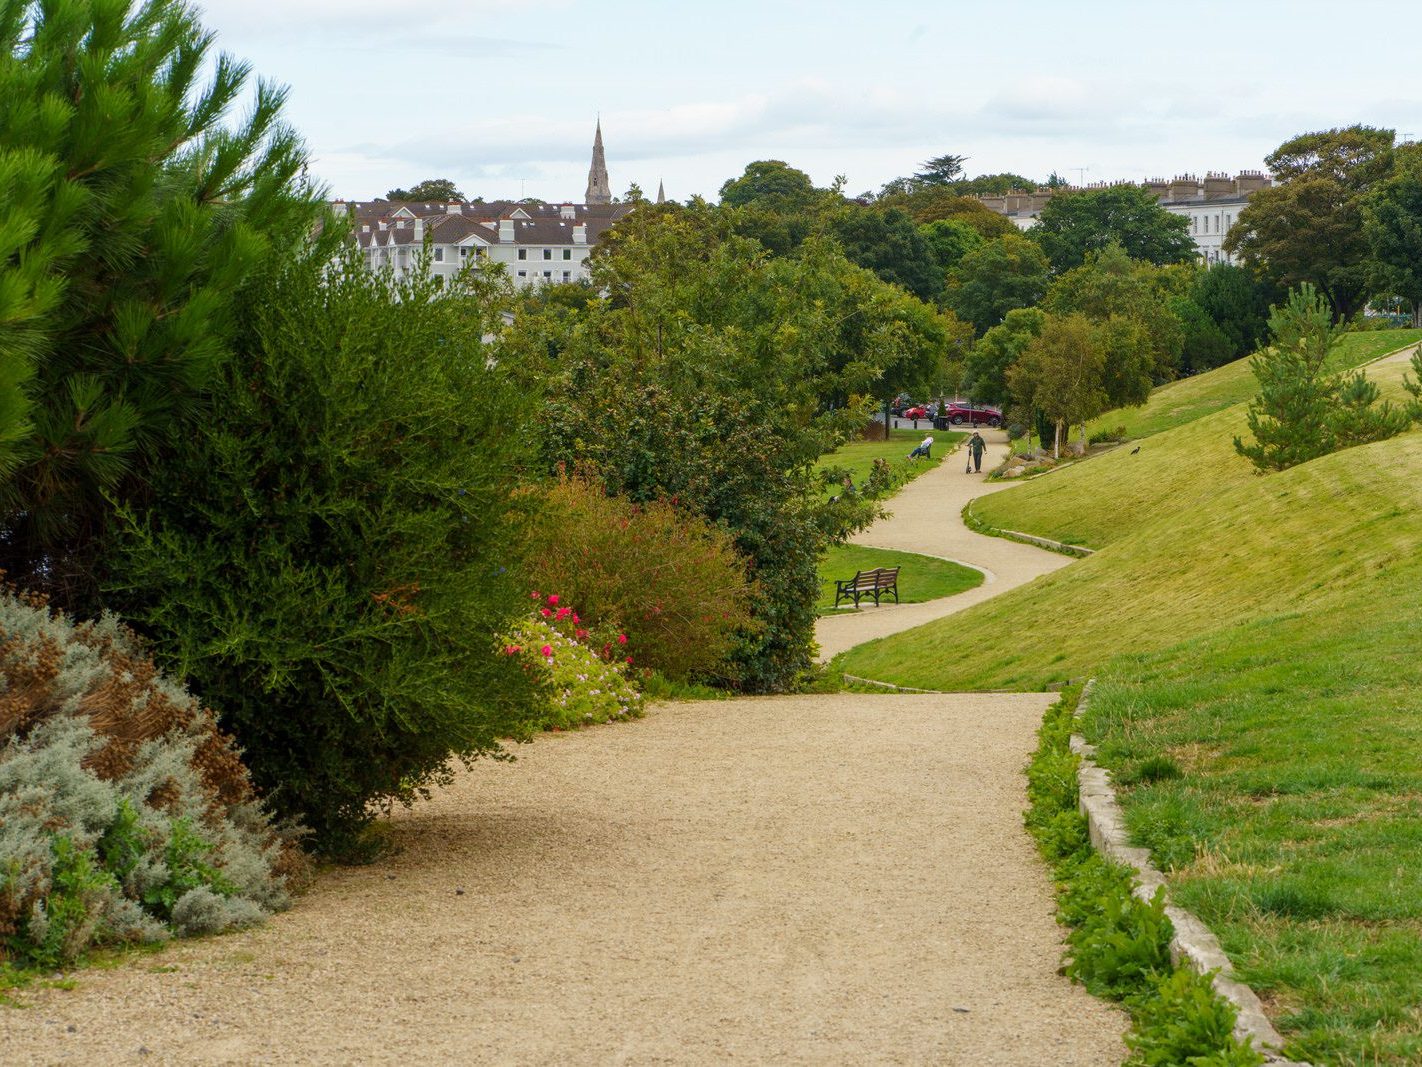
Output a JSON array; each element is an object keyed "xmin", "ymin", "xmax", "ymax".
[{"xmin": 0, "ymin": 586, "xmax": 299, "ymax": 964}]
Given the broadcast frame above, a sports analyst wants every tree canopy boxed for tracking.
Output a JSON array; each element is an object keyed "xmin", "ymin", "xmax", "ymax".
[
  {"xmin": 385, "ymin": 177, "xmax": 464, "ymax": 201},
  {"xmin": 718, "ymin": 160, "xmax": 820, "ymax": 211},
  {"xmin": 944, "ymin": 234, "xmax": 1051, "ymax": 334},
  {"xmin": 1031, "ymin": 185, "xmax": 1196, "ymax": 273}
]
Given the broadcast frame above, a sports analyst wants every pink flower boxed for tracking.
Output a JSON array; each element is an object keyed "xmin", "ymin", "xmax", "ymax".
[
  {"xmin": 504, "ymin": 644, "xmax": 522, "ymax": 655},
  {"xmin": 617, "ymin": 633, "xmax": 628, "ymax": 645},
  {"xmin": 540, "ymin": 645, "xmax": 553, "ymax": 657},
  {"xmin": 530, "ymin": 590, "xmax": 541, "ymax": 600},
  {"xmin": 540, "ymin": 608, "xmax": 552, "ymax": 618},
  {"xmin": 547, "ymin": 594, "xmax": 560, "ymax": 605},
  {"xmin": 555, "ymin": 607, "xmax": 571, "ymax": 620},
  {"xmin": 625, "ymin": 656, "xmax": 633, "ymax": 665},
  {"xmin": 572, "ymin": 613, "xmax": 580, "ymax": 624}
]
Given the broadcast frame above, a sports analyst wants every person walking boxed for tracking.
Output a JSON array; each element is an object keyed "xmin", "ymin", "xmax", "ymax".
[
  {"xmin": 907, "ymin": 434, "xmax": 934, "ymax": 461},
  {"xmin": 968, "ymin": 431, "xmax": 987, "ymax": 473}
]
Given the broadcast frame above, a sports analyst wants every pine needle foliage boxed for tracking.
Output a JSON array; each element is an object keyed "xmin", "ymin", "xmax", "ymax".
[
  {"xmin": 105, "ymin": 243, "xmax": 541, "ymax": 853},
  {"xmin": 1235, "ymin": 284, "xmax": 1411, "ymax": 471},
  {"xmin": 0, "ymin": 0, "xmax": 321, "ymax": 608}
]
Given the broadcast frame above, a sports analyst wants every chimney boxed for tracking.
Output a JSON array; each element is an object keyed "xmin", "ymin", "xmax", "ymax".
[
  {"xmin": 560, "ymin": 203, "xmax": 576, "ymax": 220},
  {"xmin": 378, "ymin": 220, "xmax": 388, "ymax": 231},
  {"xmin": 498, "ymin": 219, "xmax": 515, "ymax": 241},
  {"xmin": 330, "ymin": 201, "xmax": 348, "ymax": 217},
  {"xmin": 361, "ymin": 224, "xmax": 370, "ymax": 233},
  {"xmin": 1235, "ymin": 170, "xmax": 1270, "ymax": 194},
  {"xmin": 1143, "ymin": 177, "xmax": 1170, "ymax": 202},
  {"xmin": 445, "ymin": 202, "xmax": 462, "ymax": 214},
  {"xmin": 1204, "ymin": 172, "xmax": 1235, "ymax": 199},
  {"xmin": 573, "ymin": 223, "xmax": 587, "ymax": 245},
  {"xmin": 1168, "ymin": 174, "xmax": 1200, "ymax": 202}
]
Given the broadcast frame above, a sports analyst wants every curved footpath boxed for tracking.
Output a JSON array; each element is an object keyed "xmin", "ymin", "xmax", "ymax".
[
  {"xmin": 1, "ymin": 432, "xmax": 1126, "ymax": 1066},
  {"xmin": 817, "ymin": 431, "xmax": 1071, "ymax": 662}
]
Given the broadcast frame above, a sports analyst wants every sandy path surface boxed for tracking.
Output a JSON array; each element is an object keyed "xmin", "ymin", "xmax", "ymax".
[
  {"xmin": 816, "ymin": 433, "xmax": 1072, "ymax": 662},
  {"xmin": 1, "ymin": 694, "xmax": 1124, "ymax": 1066}
]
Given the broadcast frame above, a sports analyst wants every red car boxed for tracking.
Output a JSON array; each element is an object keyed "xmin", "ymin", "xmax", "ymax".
[
  {"xmin": 901, "ymin": 405, "xmax": 931, "ymax": 420},
  {"xmin": 935, "ymin": 403, "xmax": 1003, "ymax": 428}
]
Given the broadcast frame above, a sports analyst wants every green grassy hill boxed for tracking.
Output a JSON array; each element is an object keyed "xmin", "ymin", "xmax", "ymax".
[
  {"xmin": 1086, "ymin": 328, "xmax": 1421, "ymax": 443},
  {"xmin": 836, "ymin": 363, "xmax": 1422, "ymax": 1062},
  {"xmin": 977, "ymin": 337, "xmax": 1422, "ymax": 551}
]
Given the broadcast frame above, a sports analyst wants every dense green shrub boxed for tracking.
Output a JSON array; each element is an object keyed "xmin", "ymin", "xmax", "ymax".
[
  {"xmin": 1, "ymin": 584, "xmax": 296, "ymax": 967},
  {"xmin": 104, "ymin": 244, "xmax": 540, "ymax": 853},
  {"xmin": 0, "ymin": 0, "xmax": 318, "ymax": 610},
  {"xmin": 520, "ymin": 471, "xmax": 757, "ymax": 682}
]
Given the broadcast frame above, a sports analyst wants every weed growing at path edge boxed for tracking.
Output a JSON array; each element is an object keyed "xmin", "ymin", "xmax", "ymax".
[{"xmin": 1026, "ymin": 688, "xmax": 1263, "ymax": 1066}]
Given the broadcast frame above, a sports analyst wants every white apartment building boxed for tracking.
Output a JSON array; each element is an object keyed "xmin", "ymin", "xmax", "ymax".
[{"xmin": 978, "ymin": 171, "xmax": 1273, "ymax": 264}]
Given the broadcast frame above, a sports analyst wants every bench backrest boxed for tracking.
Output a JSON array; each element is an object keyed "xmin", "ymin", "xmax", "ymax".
[{"xmin": 850, "ymin": 566, "xmax": 899, "ymax": 590}]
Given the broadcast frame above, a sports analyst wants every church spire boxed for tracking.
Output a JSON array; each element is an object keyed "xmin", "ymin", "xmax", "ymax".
[
  {"xmin": 585, "ymin": 119, "xmax": 611, "ymax": 206},
  {"xmin": 656, "ymin": 179, "xmax": 665, "ymax": 204}
]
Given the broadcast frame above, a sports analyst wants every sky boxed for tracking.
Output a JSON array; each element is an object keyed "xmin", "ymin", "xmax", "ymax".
[{"xmin": 194, "ymin": 0, "xmax": 1421, "ymax": 204}]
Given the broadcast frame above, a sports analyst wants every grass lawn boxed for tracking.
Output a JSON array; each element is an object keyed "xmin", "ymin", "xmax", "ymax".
[
  {"xmin": 835, "ymin": 413, "xmax": 1422, "ymax": 1063},
  {"xmin": 817, "ymin": 543, "xmax": 982, "ymax": 613},
  {"xmin": 974, "ymin": 345, "xmax": 1421, "ymax": 552},
  {"xmin": 1086, "ymin": 328, "xmax": 1422, "ymax": 443},
  {"xmin": 814, "ymin": 427, "xmax": 965, "ymax": 493}
]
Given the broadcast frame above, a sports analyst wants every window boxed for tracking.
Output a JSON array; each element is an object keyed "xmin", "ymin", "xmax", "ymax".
[
  {"xmin": 543, "ymin": 270, "xmax": 552, "ymax": 278},
  {"xmin": 543, "ymin": 249, "xmax": 552, "ymax": 260},
  {"xmin": 517, "ymin": 270, "xmax": 527, "ymax": 278},
  {"xmin": 517, "ymin": 248, "xmax": 527, "ymax": 260},
  {"xmin": 562, "ymin": 249, "xmax": 572, "ymax": 260},
  {"xmin": 433, "ymin": 248, "xmax": 444, "ymax": 262},
  {"xmin": 562, "ymin": 271, "xmax": 571, "ymax": 281}
]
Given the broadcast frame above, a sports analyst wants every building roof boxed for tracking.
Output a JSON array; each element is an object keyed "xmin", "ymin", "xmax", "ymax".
[{"xmin": 344, "ymin": 200, "xmax": 635, "ymax": 249}]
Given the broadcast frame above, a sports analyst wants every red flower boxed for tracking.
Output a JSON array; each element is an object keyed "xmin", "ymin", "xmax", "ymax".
[
  {"xmin": 617, "ymin": 633, "xmax": 628, "ymax": 645},
  {"xmin": 575, "ymin": 628, "xmax": 589, "ymax": 639},
  {"xmin": 555, "ymin": 607, "xmax": 571, "ymax": 620},
  {"xmin": 625, "ymin": 656, "xmax": 633, "ymax": 665},
  {"xmin": 504, "ymin": 644, "xmax": 522, "ymax": 655},
  {"xmin": 540, "ymin": 608, "xmax": 552, "ymax": 618},
  {"xmin": 572, "ymin": 613, "xmax": 580, "ymax": 624},
  {"xmin": 540, "ymin": 644, "xmax": 553, "ymax": 657},
  {"xmin": 547, "ymin": 594, "xmax": 560, "ymax": 605}
]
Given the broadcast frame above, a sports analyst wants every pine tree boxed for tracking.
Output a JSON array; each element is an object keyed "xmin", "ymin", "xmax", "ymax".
[
  {"xmin": 1235, "ymin": 284, "xmax": 1409, "ymax": 471},
  {"xmin": 0, "ymin": 0, "xmax": 319, "ymax": 607}
]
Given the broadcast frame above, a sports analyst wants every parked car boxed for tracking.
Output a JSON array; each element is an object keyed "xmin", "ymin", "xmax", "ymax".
[
  {"xmin": 901, "ymin": 404, "xmax": 931, "ymax": 420},
  {"xmin": 934, "ymin": 403, "xmax": 1003, "ymax": 428}
]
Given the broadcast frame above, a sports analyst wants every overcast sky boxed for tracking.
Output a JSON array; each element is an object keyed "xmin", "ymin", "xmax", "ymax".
[{"xmin": 195, "ymin": 0, "xmax": 1420, "ymax": 203}]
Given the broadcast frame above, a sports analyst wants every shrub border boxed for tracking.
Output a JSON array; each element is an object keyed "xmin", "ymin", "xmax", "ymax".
[
  {"xmin": 962, "ymin": 501, "xmax": 1096, "ymax": 557},
  {"xmin": 1071, "ymin": 680, "xmax": 1311, "ymax": 1067}
]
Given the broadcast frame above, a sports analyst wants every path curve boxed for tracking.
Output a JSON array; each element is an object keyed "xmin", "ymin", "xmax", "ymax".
[
  {"xmin": 816, "ymin": 432, "xmax": 1072, "ymax": 661},
  {"xmin": 1, "ymin": 694, "xmax": 1124, "ymax": 1065}
]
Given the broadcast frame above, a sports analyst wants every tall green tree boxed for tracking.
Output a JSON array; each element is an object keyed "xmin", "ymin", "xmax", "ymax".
[
  {"xmin": 1364, "ymin": 146, "xmax": 1422, "ymax": 326},
  {"xmin": 944, "ymin": 233, "xmax": 1051, "ymax": 334},
  {"xmin": 1225, "ymin": 126, "xmax": 1395, "ymax": 321},
  {"xmin": 719, "ymin": 160, "xmax": 820, "ymax": 211},
  {"xmin": 0, "ymin": 0, "xmax": 318, "ymax": 608},
  {"xmin": 1043, "ymin": 243, "xmax": 1183, "ymax": 387},
  {"xmin": 826, "ymin": 207, "xmax": 944, "ymax": 301},
  {"xmin": 919, "ymin": 218, "xmax": 983, "ymax": 275},
  {"xmin": 965, "ymin": 307, "xmax": 1045, "ymax": 406},
  {"xmin": 1031, "ymin": 185, "xmax": 1195, "ymax": 272},
  {"xmin": 1007, "ymin": 313, "xmax": 1108, "ymax": 458},
  {"xmin": 1192, "ymin": 263, "xmax": 1275, "ymax": 360},
  {"xmin": 385, "ymin": 177, "xmax": 463, "ymax": 201}
]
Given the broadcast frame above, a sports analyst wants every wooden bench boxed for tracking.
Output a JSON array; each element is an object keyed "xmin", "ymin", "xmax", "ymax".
[{"xmin": 833, "ymin": 566, "xmax": 900, "ymax": 609}]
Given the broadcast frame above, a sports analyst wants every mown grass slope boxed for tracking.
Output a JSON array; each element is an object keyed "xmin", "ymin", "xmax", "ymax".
[
  {"xmin": 1086, "ymin": 328, "xmax": 1421, "ymax": 443},
  {"xmin": 976, "ymin": 338, "xmax": 1421, "ymax": 551},
  {"xmin": 817, "ymin": 543, "xmax": 981, "ymax": 613},
  {"xmin": 837, "ymin": 385, "xmax": 1422, "ymax": 1063}
]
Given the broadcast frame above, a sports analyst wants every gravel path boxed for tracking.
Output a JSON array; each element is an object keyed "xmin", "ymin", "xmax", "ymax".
[
  {"xmin": 2, "ymin": 428, "xmax": 1128, "ymax": 1065},
  {"xmin": 2, "ymin": 694, "xmax": 1124, "ymax": 1065},
  {"xmin": 816, "ymin": 432, "xmax": 1072, "ymax": 661}
]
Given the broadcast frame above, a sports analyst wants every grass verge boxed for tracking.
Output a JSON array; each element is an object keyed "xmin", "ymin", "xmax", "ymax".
[
  {"xmin": 1085, "ymin": 328, "xmax": 1421, "ymax": 444},
  {"xmin": 1027, "ymin": 687, "xmax": 1262, "ymax": 1066},
  {"xmin": 814, "ymin": 427, "xmax": 965, "ymax": 494},
  {"xmin": 817, "ymin": 543, "xmax": 982, "ymax": 613}
]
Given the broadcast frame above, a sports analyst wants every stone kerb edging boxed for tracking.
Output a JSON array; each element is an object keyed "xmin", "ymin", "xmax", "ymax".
[
  {"xmin": 1071, "ymin": 680, "xmax": 1312, "ymax": 1067},
  {"xmin": 962, "ymin": 502, "xmax": 1096, "ymax": 558}
]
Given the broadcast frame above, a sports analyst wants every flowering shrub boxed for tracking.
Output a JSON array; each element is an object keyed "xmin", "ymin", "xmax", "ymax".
[
  {"xmin": 504, "ymin": 594, "xmax": 643, "ymax": 730},
  {"xmin": 521, "ymin": 472, "xmax": 757, "ymax": 682}
]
